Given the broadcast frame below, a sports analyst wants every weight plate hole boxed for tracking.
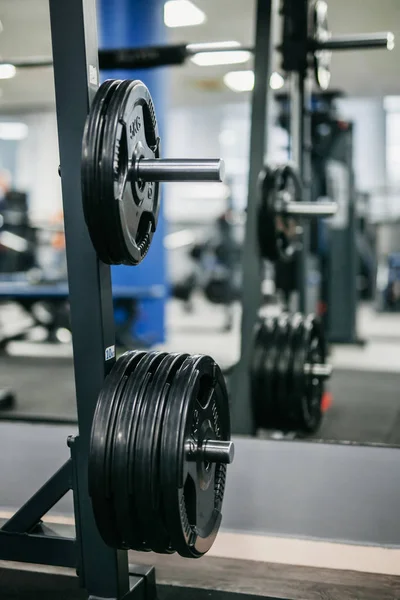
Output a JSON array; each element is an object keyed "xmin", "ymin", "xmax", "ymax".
[
  {"xmin": 183, "ymin": 475, "xmax": 196, "ymax": 525},
  {"xmin": 196, "ymin": 374, "xmax": 213, "ymax": 409}
]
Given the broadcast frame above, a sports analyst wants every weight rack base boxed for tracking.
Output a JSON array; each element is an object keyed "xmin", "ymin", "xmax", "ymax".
[{"xmin": 0, "ymin": 551, "xmax": 397, "ymax": 600}]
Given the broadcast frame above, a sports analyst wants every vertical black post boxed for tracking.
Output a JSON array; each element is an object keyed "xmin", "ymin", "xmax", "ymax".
[
  {"xmin": 230, "ymin": 0, "xmax": 273, "ymax": 434},
  {"xmin": 290, "ymin": 72, "xmax": 313, "ymax": 313},
  {"xmin": 49, "ymin": 0, "xmax": 130, "ymax": 596},
  {"xmin": 327, "ymin": 125, "xmax": 360, "ymax": 343}
]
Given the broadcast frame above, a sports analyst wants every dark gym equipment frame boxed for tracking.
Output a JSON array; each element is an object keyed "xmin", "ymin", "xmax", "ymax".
[
  {"xmin": 229, "ymin": 0, "xmax": 274, "ymax": 435},
  {"xmin": 0, "ymin": 0, "xmax": 277, "ymax": 597},
  {"xmin": 0, "ymin": 0, "xmax": 153, "ymax": 598}
]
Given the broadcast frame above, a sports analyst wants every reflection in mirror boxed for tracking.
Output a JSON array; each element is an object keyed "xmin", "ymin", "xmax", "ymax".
[
  {"xmin": 0, "ymin": 0, "xmax": 398, "ymax": 455},
  {"xmin": 163, "ymin": 92, "xmax": 400, "ymax": 448}
]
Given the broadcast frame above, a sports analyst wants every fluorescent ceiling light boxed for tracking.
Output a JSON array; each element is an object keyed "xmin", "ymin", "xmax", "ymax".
[
  {"xmin": 0, "ymin": 64, "xmax": 16, "ymax": 80},
  {"xmin": 387, "ymin": 32, "xmax": 395, "ymax": 51},
  {"xmin": 224, "ymin": 70, "xmax": 285, "ymax": 93},
  {"xmin": 191, "ymin": 41, "xmax": 251, "ymax": 66},
  {"xmin": 270, "ymin": 71, "xmax": 285, "ymax": 90},
  {"xmin": 224, "ymin": 70, "xmax": 254, "ymax": 92},
  {"xmin": 384, "ymin": 96, "xmax": 400, "ymax": 112},
  {"xmin": 164, "ymin": 1, "xmax": 206, "ymax": 28},
  {"xmin": 0, "ymin": 122, "xmax": 28, "ymax": 140}
]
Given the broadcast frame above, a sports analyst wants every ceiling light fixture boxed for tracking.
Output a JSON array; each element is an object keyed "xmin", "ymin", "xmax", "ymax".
[
  {"xmin": 223, "ymin": 70, "xmax": 254, "ymax": 92},
  {"xmin": 224, "ymin": 70, "xmax": 285, "ymax": 93},
  {"xmin": 164, "ymin": 1, "xmax": 206, "ymax": 28},
  {"xmin": 0, "ymin": 64, "xmax": 16, "ymax": 80},
  {"xmin": 0, "ymin": 122, "xmax": 28, "ymax": 140},
  {"xmin": 269, "ymin": 71, "xmax": 285, "ymax": 90},
  {"xmin": 191, "ymin": 41, "xmax": 251, "ymax": 66}
]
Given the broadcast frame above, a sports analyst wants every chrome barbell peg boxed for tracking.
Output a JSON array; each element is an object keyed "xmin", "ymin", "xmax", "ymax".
[
  {"xmin": 304, "ymin": 363, "xmax": 332, "ymax": 379},
  {"xmin": 275, "ymin": 193, "xmax": 337, "ymax": 218},
  {"xmin": 134, "ymin": 158, "xmax": 225, "ymax": 183},
  {"xmin": 186, "ymin": 439, "xmax": 235, "ymax": 464},
  {"xmin": 314, "ymin": 31, "xmax": 395, "ymax": 52}
]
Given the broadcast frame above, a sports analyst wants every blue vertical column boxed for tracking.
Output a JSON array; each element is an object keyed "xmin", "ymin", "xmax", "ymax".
[{"xmin": 99, "ymin": 0, "xmax": 167, "ymax": 345}]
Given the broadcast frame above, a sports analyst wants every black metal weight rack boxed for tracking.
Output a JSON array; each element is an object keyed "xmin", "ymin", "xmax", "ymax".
[
  {"xmin": 229, "ymin": 0, "xmax": 274, "ymax": 436},
  {"xmin": 0, "ymin": 0, "xmax": 152, "ymax": 597},
  {"xmin": 230, "ymin": 0, "xmax": 394, "ymax": 435}
]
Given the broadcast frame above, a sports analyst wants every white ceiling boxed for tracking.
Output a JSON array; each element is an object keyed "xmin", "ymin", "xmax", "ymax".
[{"xmin": 0, "ymin": 0, "xmax": 399, "ymax": 112}]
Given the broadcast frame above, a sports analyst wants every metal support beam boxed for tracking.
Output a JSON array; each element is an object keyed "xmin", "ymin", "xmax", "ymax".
[
  {"xmin": 290, "ymin": 70, "xmax": 313, "ymax": 313},
  {"xmin": 49, "ymin": 0, "xmax": 131, "ymax": 596},
  {"xmin": 1, "ymin": 460, "xmax": 72, "ymax": 534},
  {"xmin": 230, "ymin": 0, "xmax": 273, "ymax": 435},
  {"xmin": 0, "ymin": 531, "xmax": 76, "ymax": 568}
]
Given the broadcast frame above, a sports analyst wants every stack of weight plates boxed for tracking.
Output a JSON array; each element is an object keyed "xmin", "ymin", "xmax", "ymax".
[
  {"xmin": 251, "ymin": 312, "xmax": 327, "ymax": 434},
  {"xmin": 88, "ymin": 350, "xmax": 231, "ymax": 558}
]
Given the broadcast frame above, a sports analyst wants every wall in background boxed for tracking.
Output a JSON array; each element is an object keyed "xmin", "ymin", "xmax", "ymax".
[
  {"xmin": 337, "ymin": 97, "xmax": 386, "ymax": 195},
  {"xmin": 14, "ymin": 111, "xmax": 62, "ymax": 220},
  {"xmin": 0, "ymin": 97, "xmax": 386, "ymax": 224}
]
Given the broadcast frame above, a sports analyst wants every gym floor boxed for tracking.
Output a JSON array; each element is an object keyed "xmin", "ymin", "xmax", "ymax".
[
  {"xmin": 1, "ymin": 300, "xmax": 400, "ymax": 598},
  {"xmin": 0, "ymin": 298, "xmax": 400, "ymax": 445}
]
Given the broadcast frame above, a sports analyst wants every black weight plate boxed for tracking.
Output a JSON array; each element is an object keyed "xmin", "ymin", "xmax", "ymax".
[
  {"xmin": 101, "ymin": 79, "xmax": 160, "ymax": 266},
  {"xmin": 258, "ymin": 165, "xmax": 302, "ymax": 263},
  {"xmin": 258, "ymin": 166, "xmax": 282, "ymax": 262},
  {"xmin": 250, "ymin": 317, "xmax": 275, "ymax": 429},
  {"xmin": 204, "ymin": 272, "xmax": 236, "ymax": 305},
  {"xmin": 285, "ymin": 314, "xmax": 305, "ymax": 422},
  {"xmin": 275, "ymin": 313, "xmax": 303, "ymax": 429},
  {"xmin": 271, "ymin": 314, "xmax": 290, "ymax": 428},
  {"xmin": 82, "ymin": 79, "xmax": 123, "ymax": 264},
  {"xmin": 302, "ymin": 314, "xmax": 325, "ymax": 432},
  {"xmin": 93, "ymin": 80, "xmax": 127, "ymax": 265},
  {"xmin": 258, "ymin": 316, "xmax": 280, "ymax": 428},
  {"xmin": 134, "ymin": 352, "xmax": 189, "ymax": 553},
  {"xmin": 111, "ymin": 351, "xmax": 165, "ymax": 550},
  {"xmin": 291, "ymin": 314, "xmax": 324, "ymax": 433},
  {"xmin": 250, "ymin": 320, "xmax": 266, "ymax": 411},
  {"xmin": 310, "ymin": 0, "xmax": 331, "ymax": 90},
  {"xmin": 88, "ymin": 350, "xmax": 145, "ymax": 548},
  {"xmin": 100, "ymin": 79, "xmax": 134, "ymax": 265},
  {"xmin": 274, "ymin": 164, "xmax": 302, "ymax": 258},
  {"xmin": 160, "ymin": 355, "xmax": 230, "ymax": 558}
]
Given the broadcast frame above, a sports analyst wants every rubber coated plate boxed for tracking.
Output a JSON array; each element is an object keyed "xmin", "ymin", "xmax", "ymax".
[
  {"xmin": 258, "ymin": 166, "xmax": 282, "ymax": 262},
  {"xmin": 101, "ymin": 79, "xmax": 160, "ymax": 265},
  {"xmin": 81, "ymin": 79, "xmax": 160, "ymax": 265},
  {"xmin": 134, "ymin": 352, "xmax": 189, "ymax": 553},
  {"xmin": 250, "ymin": 317, "xmax": 275, "ymax": 429},
  {"xmin": 160, "ymin": 355, "xmax": 230, "ymax": 558},
  {"xmin": 302, "ymin": 314, "xmax": 325, "ymax": 432},
  {"xmin": 258, "ymin": 165, "xmax": 302, "ymax": 263},
  {"xmin": 270, "ymin": 314, "xmax": 290, "ymax": 428},
  {"xmin": 285, "ymin": 314, "xmax": 305, "ymax": 424},
  {"xmin": 82, "ymin": 79, "xmax": 121, "ymax": 264},
  {"xmin": 88, "ymin": 350, "xmax": 145, "ymax": 548},
  {"xmin": 250, "ymin": 320, "xmax": 267, "ymax": 418},
  {"xmin": 111, "ymin": 351, "xmax": 165, "ymax": 550},
  {"xmin": 291, "ymin": 315, "xmax": 324, "ymax": 433},
  {"xmin": 275, "ymin": 313, "xmax": 302, "ymax": 429},
  {"xmin": 311, "ymin": 0, "xmax": 331, "ymax": 90}
]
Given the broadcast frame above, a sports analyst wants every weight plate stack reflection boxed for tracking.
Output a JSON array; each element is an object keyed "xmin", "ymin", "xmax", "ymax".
[{"xmin": 250, "ymin": 312, "xmax": 331, "ymax": 435}]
